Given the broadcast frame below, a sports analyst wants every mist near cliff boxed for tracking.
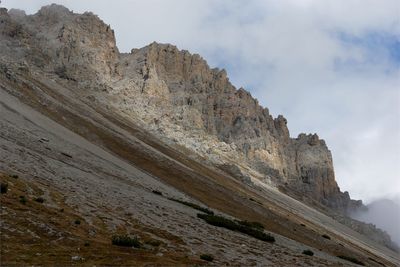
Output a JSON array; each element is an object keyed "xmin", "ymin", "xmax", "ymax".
[{"xmin": 352, "ymin": 196, "xmax": 400, "ymax": 246}]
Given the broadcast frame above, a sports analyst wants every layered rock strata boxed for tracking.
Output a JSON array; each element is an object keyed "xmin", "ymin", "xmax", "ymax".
[{"xmin": 0, "ymin": 4, "xmax": 361, "ymax": 214}]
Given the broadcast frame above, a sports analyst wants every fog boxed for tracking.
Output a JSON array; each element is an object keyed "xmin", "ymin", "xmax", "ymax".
[{"xmin": 352, "ymin": 196, "xmax": 400, "ymax": 246}]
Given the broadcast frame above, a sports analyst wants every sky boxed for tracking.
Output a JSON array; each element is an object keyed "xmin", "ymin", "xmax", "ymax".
[{"xmin": 1, "ymin": 0, "xmax": 399, "ymax": 204}]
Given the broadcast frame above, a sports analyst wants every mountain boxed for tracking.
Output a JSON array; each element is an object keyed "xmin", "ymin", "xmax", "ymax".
[{"xmin": 0, "ymin": 4, "xmax": 399, "ymax": 266}]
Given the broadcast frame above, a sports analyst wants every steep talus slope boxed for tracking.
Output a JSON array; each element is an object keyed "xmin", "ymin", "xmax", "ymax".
[{"xmin": 1, "ymin": 4, "xmax": 399, "ymax": 265}]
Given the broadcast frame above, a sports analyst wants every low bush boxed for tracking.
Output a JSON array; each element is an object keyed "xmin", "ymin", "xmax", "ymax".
[
  {"xmin": 112, "ymin": 235, "xmax": 141, "ymax": 248},
  {"xmin": 198, "ymin": 213, "xmax": 238, "ymax": 230},
  {"xmin": 302, "ymin": 249, "xmax": 314, "ymax": 256},
  {"xmin": 1, "ymin": 183, "xmax": 8, "ymax": 194},
  {"xmin": 74, "ymin": 219, "xmax": 81, "ymax": 225},
  {"xmin": 200, "ymin": 254, "xmax": 214, "ymax": 262},
  {"xmin": 35, "ymin": 197, "xmax": 45, "ymax": 203},
  {"xmin": 10, "ymin": 174, "xmax": 18, "ymax": 179},
  {"xmin": 19, "ymin": 195, "xmax": 27, "ymax": 204},
  {"xmin": 169, "ymin": 198, "xmax": 214, "ymax": 215},
  {"xmin": 337, "ymin": 255, "xmax": 365, "ymax": 266},
  {"xmin": 237, "ymin": 220, "xmax": 264, "ymax": 230},
  {"xmin": 197, "ymin": 213, "xmax": 275, "ymax": 243}
]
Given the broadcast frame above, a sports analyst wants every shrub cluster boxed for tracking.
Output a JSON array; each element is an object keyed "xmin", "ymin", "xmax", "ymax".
[
  {"xmin": 169, "ymin": 198, "xmax": 214, "ymax": 215},
  {"xmin": 19, "ymin": 195, "xmax": 27, "ymax": 204},
  {"xmin": 111, "ymin": 235, "xmax": 141, "ymax": 248},
  {"xmin": 197, "ymin": 213, "xmax": 275, "ymax": 243},
  {"xmin": 35, "ymin": 197, "xmax": 45, "ymax": 203},
  {"xmin": 337, "ymin": 255, "xmax": 365, "ymax": 266},
  {"xmin": 236, "ymin": 220, "xmax": 264, "ymax": 230}
]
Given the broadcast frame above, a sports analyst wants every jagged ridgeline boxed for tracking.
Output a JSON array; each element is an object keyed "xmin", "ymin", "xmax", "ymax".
[
  {"xmin": 0, "ymin": 4, "xmax": 362, "ymax": 215},
  {"xmin": 1, "ymin": 4, "xmax": 399, "ymax": 264}
]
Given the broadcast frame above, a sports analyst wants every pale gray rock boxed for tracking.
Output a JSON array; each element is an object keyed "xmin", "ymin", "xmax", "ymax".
[
  {"xmin": 3, "ymin": 4, "xmax": 397, "ymax": 252},
  {"xmin": 0, "ymin": 5, "xmax": 361, "ymax": 213}
]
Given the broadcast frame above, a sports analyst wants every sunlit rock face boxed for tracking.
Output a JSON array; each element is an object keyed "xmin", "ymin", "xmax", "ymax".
[{"xmin": 0, "ymin": 4, "xmax": 361, "ymax": 214}]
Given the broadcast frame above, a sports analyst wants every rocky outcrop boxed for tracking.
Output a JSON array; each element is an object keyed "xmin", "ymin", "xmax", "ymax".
[
  {"xmin": 0, "ymin": 4, "xmax": 118, "ymax": 84},
  {"xmin": 126, "ymin": 42, "xmax": 361, "ymax": 213},
  {"xmin": 5, "ymin": 4, "xmax": 400, "ymax": 252},
  {"xmin": 0, "ymin": 4, "xmax": 361, "ymax": 214}
]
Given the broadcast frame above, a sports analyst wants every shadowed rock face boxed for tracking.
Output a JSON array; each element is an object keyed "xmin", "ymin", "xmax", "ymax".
[{"xmin": 0, "ymin": 4, "xmax": 360, "ymax": 214}]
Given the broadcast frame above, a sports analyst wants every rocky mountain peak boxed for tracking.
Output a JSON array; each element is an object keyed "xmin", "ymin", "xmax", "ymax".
[
  {"xmin": 0, "ymin": 5, "xmax": 362, "ymax": 215},
  {"xmin": 3, "ymin": 6, "xmax": 399, "ymax": 258},
  {"xmin": 36, "ymin": 3, "xmax": 72, "ymax": 21},
  {"xmin": 0, "ymin": 5, "xmax": 118, "ymax": 84}
]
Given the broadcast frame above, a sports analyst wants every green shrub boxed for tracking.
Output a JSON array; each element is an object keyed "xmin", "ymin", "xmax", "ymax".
[
  {"xmin": 302, "ymin": 249, "xmax": 314, "ymax": 256},
  {"xmin": 19, "ymin": 195, "xmax": 27, "ymax": 204},
  {"xmin": 1, "ymin": 183, "xmax": 8, "ymax": 194},
  {"xmin": 169, "ymin": 198, "xmax": 214, "ymax": 215},
  {"xmin": 322, "ymin": 234, "xmax": 331, "ymax": 240},
  {"xmin": 35, "ymin": 197, "xmax": 45, "ymax": 203},
  {"xmin": 74, "ymin": 219, "xmax": 81, "ymax": 225},
  {"xmin": 197, "ymin": 213, "xmax": 275, "ymax": 243},
  {"xmin": 237, "ymin": 224, "xmax": 275, "ymax": 242},
  {"xmin": 111, "ymin": 235, "xmax": 141, "ymax": 248},
  {"xmin": 84, "ymin": 241, "xmax": 90, "ymax": 247},
  {"xmin": 337, "ymin": 255, "xmax": 365, "ymax": 266},
  {"xmin": 197, "ymin": 213, "xmax": 237, "ymax": 230},
  {"xmin": 10, "ymin": 174, "xmax": 18, "ymax": 179},
  {"xmin": 237, "ymin": 220, "xmax": 264, "ymax": 230},
  {"xmin": 200, "ymin": 254, "xmax": 214, "ymax": 262}
]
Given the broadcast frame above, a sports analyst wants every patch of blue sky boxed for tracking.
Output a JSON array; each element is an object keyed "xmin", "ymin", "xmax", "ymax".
[
  {"xmin": 203, "ymin": 46, "xmax": 275, "ymax": 92},
  {"xmin": 332, "ymin": 30, "xmax": 400, "ymax": 73}
]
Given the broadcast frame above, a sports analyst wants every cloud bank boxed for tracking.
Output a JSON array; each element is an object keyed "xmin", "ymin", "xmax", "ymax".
[
  {"xmin": 352, "ymin": 197, "xmax": 400, "ymax": 246},
  {"xmin": 2, "ymin": 0, "xmax": 399, "ymax": 203}
]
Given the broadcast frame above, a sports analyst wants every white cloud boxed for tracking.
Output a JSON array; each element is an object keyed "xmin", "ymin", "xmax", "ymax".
[{"xmin": 2, "ymin": 0, "xmax": 399, "ymax": 202}]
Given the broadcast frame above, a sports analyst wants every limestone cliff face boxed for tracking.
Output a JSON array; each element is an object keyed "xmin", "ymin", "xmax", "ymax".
[
  {"xmin": 0, "ymin": 4, "xmax": 118, "ymax": 84},
  {"xmin": 133, "ymin": 43, "xmax": 360, "ymax": 212},
  {"xmin": 0, "ymin": 5, "xmax": 361, "ymax": 213}
]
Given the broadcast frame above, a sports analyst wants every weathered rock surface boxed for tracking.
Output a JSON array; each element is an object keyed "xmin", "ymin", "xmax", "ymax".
[
  {"xmin": 1, "ymin": 4, "xmax": 396, "ymax": 252},
  {"xmin": 119, "ymin": 41, "xmax": 361, "ymax": 214},
  {"xmin": 0, "ymin": 4, "xmax": 363, "ymax": 213}
]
